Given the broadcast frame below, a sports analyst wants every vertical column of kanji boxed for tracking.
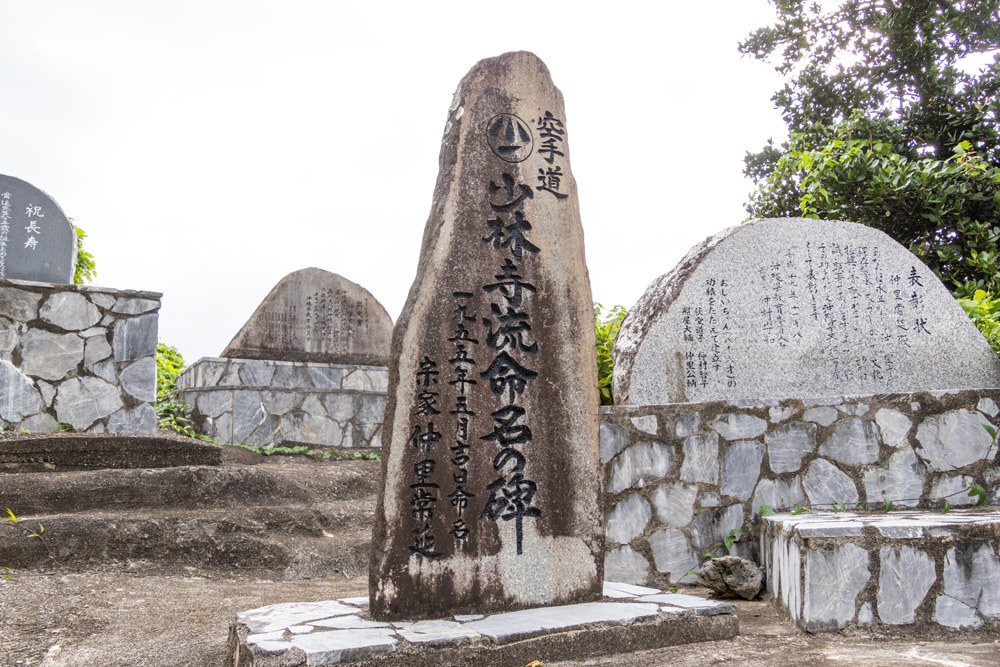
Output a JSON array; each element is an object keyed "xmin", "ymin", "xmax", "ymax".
[{"xmin": 370, "ymin": 51, "xmax": 602, "ymax": 622}]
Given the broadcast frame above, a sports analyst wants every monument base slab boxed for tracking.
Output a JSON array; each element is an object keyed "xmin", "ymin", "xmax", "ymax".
[
  {"xmin": 762, "ymin": 509, "xmax": 1000, "ymax": 634},
  {"xmin": 227, "ymin": 582, "xmax": 738, "ymax": 666}
]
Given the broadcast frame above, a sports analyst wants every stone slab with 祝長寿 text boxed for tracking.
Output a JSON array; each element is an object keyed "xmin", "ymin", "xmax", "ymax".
[
  {"xmin": 0, "ymin": 174, "xmax": 77, "ymax": 284},
  {"xmin": 369, "ymin": 51, "xmax": 604, "ymax": 621},
  {"xmin": 612, "ymin": 217, "xmax": 1000, "ymax": 405},
  {"xmin": 220, "ymin": 267, "xmax": 392, "ymax": 366}
]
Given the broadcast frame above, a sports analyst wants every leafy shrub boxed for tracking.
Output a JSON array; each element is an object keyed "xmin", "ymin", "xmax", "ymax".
[
  {"xmin": 958, "ymin": 290, "xmax": 1000, "ymax": 356},
  {"xmin": 155, "ymin": 343, "xmax": 202, "ymax": 437},
  {"xmin": 73, "ymin": 226, "xmax": 97, "ymax": 285},
  {"xmin": 594, "ymin": 303, "xmax": 626, "ymax": 406}
]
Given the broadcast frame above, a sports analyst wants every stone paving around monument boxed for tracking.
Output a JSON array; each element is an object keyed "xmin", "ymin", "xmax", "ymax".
[{"xmin": 229, "ymin": 582, "xmax": 737, "ymax": 666}]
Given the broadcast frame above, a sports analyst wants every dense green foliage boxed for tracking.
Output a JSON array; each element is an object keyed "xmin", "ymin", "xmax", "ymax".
[
  {"xmin": 155, "ymin": 343, "xmax": 200, "ymax": 436},
  {"xmin": 73, "ymin": 226, "xmax": 96, "ymax": 285},
  {"xmin": 958, "ymin": 289, "xmax": 1000, "ymax": 354},
  {"xmin": 594, "ymin": 303, "xmax": 626, "ymax": 406},
  {"xmin": 742, "ymin": 0, "xmax": 1000, "ymax": 296},
  {"xmin": 747, "ymin": 114, "xmax": 1000, "ymax": 296}
]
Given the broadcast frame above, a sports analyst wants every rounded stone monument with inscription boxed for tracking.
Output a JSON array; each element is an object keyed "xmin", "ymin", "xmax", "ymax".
[
  {"xmin": 221, "ymin": 268, "xmax": 392, "ymax": 366},
  {"xmin": 613, "ymin": 218, "xmax": 1000, "ymax": 405},
  {"xmin": 0, "ymin": 174, "xmax": 77, "ymax": 284}
]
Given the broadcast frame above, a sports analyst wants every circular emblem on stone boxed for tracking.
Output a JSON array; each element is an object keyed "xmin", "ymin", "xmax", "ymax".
[{"xmin": 486, "ymin": 113, "xmax": 533, "ymax": 162}]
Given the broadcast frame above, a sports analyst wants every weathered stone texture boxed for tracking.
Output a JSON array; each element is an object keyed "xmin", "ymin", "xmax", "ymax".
[
  {"xmin": 698, "ymin": 555, "xmax": 764, "ymax": 600},
  {"xmin": 221, "ymin": 268, "xmax": 393, "ymax": 366},
  {"xmin": 613, "ymin": 218, "xmax": 1000, "ymax": 405},
  {"xmin": 370, "ymin": 52, "xmax": 602, "ymax": 621},
  {"xmin": 0, "ymin": 280, "xmax": 160, "ymax": 434},
  {"xmin": 878, "ymin": 545, "xmax": 935, "ymax": 625}
]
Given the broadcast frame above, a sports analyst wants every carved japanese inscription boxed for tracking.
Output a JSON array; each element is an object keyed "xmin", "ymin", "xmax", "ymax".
[
  {"xmin": 0, "ymin": 174, "xmax": 76, "ymax": 284},
  {"xmin": 614, "ymin": 218, "xmax": 1000, "ymax": 405},
  {"xmin": 221, "ymin": 268, "xmax": 392, "ymax": 366},
  {"xmin": 370, "ymin": 52, "xmax": 603, "ymax": 621}
]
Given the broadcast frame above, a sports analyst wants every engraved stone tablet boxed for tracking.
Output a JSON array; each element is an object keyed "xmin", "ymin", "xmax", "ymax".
[
  {"xmin": 221, "ymin": 268, "xmax": 392, "ymax": 366},
  {"xmin": 0, "ymin": 175, "xmax": 77, "ymax": 284},
  {"xmin": 370, "ymin": 52, "xmax": 603, "ymax": 621},
  {"xmin": 614, "ymin": 218, "xmax": 1000, "ymax": 405}
]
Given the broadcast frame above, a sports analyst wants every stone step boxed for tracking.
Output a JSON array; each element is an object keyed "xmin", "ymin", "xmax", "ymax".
[
  {"xmin": 1, "ymin": 461, "xmax": 381, "ymax": 515},
  {"xmin": 761, "ymin": 509, "xmax": 1000, "ymax": 633},
  {"xmin": 0, "ymin": 503, "xmax": 373, "ymax": 579}
]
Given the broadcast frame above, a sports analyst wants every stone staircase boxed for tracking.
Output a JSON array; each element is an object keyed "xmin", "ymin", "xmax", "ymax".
[{"xmin": 0, "ymin": 435, "xmax": 378, "ymax": 579}]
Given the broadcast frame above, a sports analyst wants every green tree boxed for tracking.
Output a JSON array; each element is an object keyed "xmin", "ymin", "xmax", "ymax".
[
  {"xmin": 73, "ymin": 225, "xmax": 96, "ymax": 285},
  {"xmin": 742, "ymin": 0, "xmax": 1000, "ymax": 296},
  {"xmin": 594, "ymin": 303, "xmax": 626, "ymax": 406}
]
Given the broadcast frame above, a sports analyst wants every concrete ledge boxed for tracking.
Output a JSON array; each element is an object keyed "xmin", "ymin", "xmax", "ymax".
[
  {"xmin": 762, "ymin": 509, "xmax": 1000, "ymax": 633},
  {"xmin": 227, "ymin": 583, "xmax": 738, "ymax": 666}
]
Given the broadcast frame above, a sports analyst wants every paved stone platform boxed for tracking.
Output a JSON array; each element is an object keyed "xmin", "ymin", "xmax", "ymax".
[
  {"xmin": 762, "ymin": 509, "xmax": 1000, "ymax": 633},
  {"xmin": 227, "ymin": 582, "xmax": 738, "ymax": 666}
]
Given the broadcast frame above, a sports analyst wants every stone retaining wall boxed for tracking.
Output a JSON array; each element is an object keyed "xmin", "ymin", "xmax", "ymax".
[
  {"xmin": 177, "ymin": 357, "xmax": 387, "ymax": 451},
  {"xmin": 0, "ymin": 278, "xmax": 160, "ymax": 434},
  {"xmin": 599, "ymin": 389, "xmax": 1000, "ymax": 589}
]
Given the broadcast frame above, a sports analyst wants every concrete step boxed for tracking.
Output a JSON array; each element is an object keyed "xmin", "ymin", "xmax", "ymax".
[
  {"xmin": 0, "ymin": 502, "xmax": 373, "ymax": 579},
  {"xmin": 761, "ymin": 509, "xmax": 1000, "ymax": 634},
  {"xmin": 1, "ymin": 462, "xmax": 379, "ymax": 514}
]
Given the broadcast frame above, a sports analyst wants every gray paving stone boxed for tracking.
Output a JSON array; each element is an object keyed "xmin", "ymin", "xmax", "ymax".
[
  {"xmin": 915, "ymin": 409, "xmax": 995, "ymax": 471},
  {"xmin": 18, "ymin": 412, "xmax": 58, "ymax": 432},
  {"xmin": 291, "ymin": 629, "xmax": 398, "ymax": 664},
  {"xmin": 700, "ymin": 492, "xmax": 721, "ymax": 508},
  {"xmin": 606, "ymin": 493, "xmax": 651, "ymax": 544},
  {"xmin": 977, "ymin": 397, "xmax": 999, "ymax": 418},
  {"xmin": 120, "ymin": 357, "xmax": 156, "ymax": 402},
  {"xmin": 681, "ymin": 431, "xmax": 719, "ymax": 483},
  {"xmin": 876, "ymin": 408, "xmax": 912, "ymax": 447},
  {"xmin": 769, "ymin": 406, "xmax": 797, "ymax": 423},
  {"xmin": 802, "ymin": 407, "xmax": 838, "ymax": 427},
  {"xmin": 40, "ymin": 292, "xmax": 102, "ymax": 331},
  {"xmin": 721, "ymin": 440, "xmax": 764, "ymax": 501},
  {"xmin": 106, "ymin": 404, "xmax": 157, "ymax": 434},
  {"xmin": 238, "ymin": 600, "xmax": 359, "ymax": 634},
  {"xmin": 931, "ymin": 475, "xmax": 978, "ymax": 506},
  {"xmin": 942, "ymin": 542, "xmax": 1000, "ymax": 616},
  {"xmin": 606, "ymin": 441, "xmax": 675, "ymax": 493},
  {"xmin": 802, "ymin": 543, "xmax": 869, "ymax": 632},
  {"xmin": 630, "ymin": 414, "xmax": 658, "ymax": 435},
  {"xmin": 301, "ymin": 394, "xmax": 328, "ymax": 417},
  {"xmin": 803, "ymin": 458, "xmax": 859, "ymax": 507},
  {"xmin": 461, "ymin": 602, "xmax": 660, "ymax": 644},
  {"xmin": 878, "ymin": 545, "xmax": 935, "ymax": 624},
  {"xmin": 0, "ymin": 360, "xmax": 44, "ymax": 422},
  {"xmin": 752, "ymin": 476, "xmax": 805, "ymax": 514},
  {"xmin": 20, "ymin": 329, "xmax": 84, "ymax": 381},
  {"xmin": 308, "ymin": 365, "xmax": 343, "ymax": 390},
  {"xmin": 396, "ymin": 619, "xmax": 481, "ymax": 645},
  {"xmin": 820, "ymin": 417, "xmax": 880, "ymax": 465},
  {"xmin": 0, "ymin": 286, "xmax": 42, "ymax": 320},
  {"xmin": 674, "ymin": 412, "xmax": 701, "ymax": 437},
  {"xmin": 323, "ymin": 393, "xmax": 360, "ymax": 421},
  {"xmin": 603, "ymin": 546, "xmax": 651, "ymax": 586},
  {"xmin": 237, "ymin": 360, "xmax": 276, "ymax": 386},
  {"xmin": 935, "ymin": 595, "xmax": 983, "ymax": 629},
  {"xmin": 691, "ymin": 504, "xmax": 743, "ymax": 550},
  {"xmin": 83, "ymin": 333, "xmax": 112, "ymax": 367},
  {"xmin": 603, "ymin": 582, "xmax": 660, "ymax": 597},
  {"xmin": 111, "ymin": 297, "xmax": 160, "ymax": 315},
  {"xmin": 651, "ymin": 481, "xmax": 697, "ymax": 528},
  {"xmin": 648, "ymin": 528, "xmax": 699, "ymax": 583},
  {"xmin": 112, "ymin": 313, "xmax": 157, "ymax": 362},
  {"xmin": 864, "ymin": 447, "xmax": 925, "ymax": 509},
  {"xmin": 54, "ymin": 377, "xmax": 123, "ymax": 429},
  {"xmin": 708, "ymin": 413, "xmax": 767, "ymax": 440},
  {"xmin": 636, "ymin": 593, "xmax": 737, "ymax": 615},
  {"xmin": 341, "ymin": 369, "xmax": 373, "ymax": 391},
  {"xmin": 766, "ymin": 421, "xmax": 816, "ymax": 473}
]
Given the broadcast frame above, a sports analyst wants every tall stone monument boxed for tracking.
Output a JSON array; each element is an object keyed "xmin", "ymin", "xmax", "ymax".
[
  {"xmin": 369, "ymin": 52, "xmax": 603, "ymax": 621},
  {"xmin": 221, "ymin": 267, "xmax": 392, "ymax": 366},
  {"xmin": 613, "ymin": 217, "xmax": 1000, "ymax": 405},
  {"xmin": 0, "ymin": 174, "xmax": 77, "ymax": 284}
]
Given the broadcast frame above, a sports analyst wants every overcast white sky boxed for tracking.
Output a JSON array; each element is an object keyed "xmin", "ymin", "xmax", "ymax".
[{"xmin": 1, "ymin": 1, "xmax": 788, "ymax": 363}]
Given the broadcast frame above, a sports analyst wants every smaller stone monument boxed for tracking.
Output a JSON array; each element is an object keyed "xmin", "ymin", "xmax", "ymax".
[
  {"xmin": 0, "ymin": 174, "xmax": 77, "ymax": 284},
  {"xmin": 221, "ymin": 267, "xmax": 392, "ymax": 366},
  {"xmin": 613, "ymin": 218, "xmax": 1000, "ymax": 405},
  {"xmin": 178, "ymin": 269, "xmax": 392, "ymax": 451}
]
